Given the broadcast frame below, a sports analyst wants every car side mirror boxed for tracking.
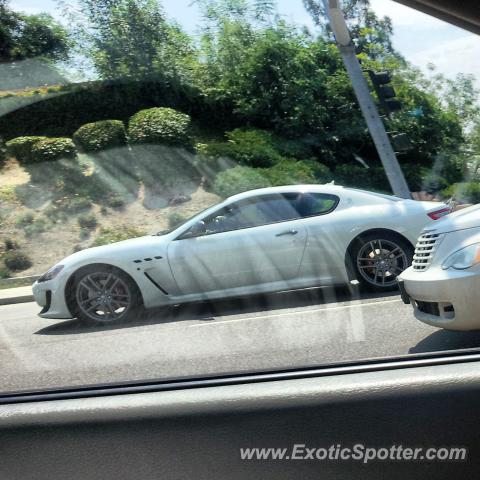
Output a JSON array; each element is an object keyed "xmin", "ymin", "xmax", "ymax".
[{"xmin": 181, "ymin": 220, "xmax": 207, "ymax": 239}]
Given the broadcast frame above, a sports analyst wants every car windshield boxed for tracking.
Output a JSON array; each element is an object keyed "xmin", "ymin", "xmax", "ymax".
[{"xmin": 2, "ymin": 0, "xmax": 480, "ymax": 395}]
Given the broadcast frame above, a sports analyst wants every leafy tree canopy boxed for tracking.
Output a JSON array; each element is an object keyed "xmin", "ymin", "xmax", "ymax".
[
  {"xmin": 3, "ymin": 0, "xmax": 478, "ymax": 191},
  {"xmin": 0, "ymin": 0, "xmax": 69, "ymax": 63},
  {"xmin": 67, "ymin": 0, "xmax": 197, "ymax": 82}
]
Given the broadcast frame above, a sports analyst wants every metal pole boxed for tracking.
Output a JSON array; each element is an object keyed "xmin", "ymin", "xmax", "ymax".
[{"xmin": 323, "ymin": 1, "xmax": 411, "ymax": 199}]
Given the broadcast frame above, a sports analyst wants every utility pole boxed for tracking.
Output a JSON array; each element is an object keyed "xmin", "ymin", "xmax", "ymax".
[{"xmin": 322, "ymin": 0, "xmax": 411, "ymax": 199}]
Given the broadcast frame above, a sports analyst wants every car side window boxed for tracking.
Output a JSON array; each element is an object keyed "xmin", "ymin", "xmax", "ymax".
[
  {"xmin": 295, "ymin": 193, "xmax": 339, "ymax": 218},
  {"xmin": 202, "ymin": 205, "xmax": 244, "ymax": 234},
  {"xmin": 245, "ymin": 195, "xmax": 300, "ymax": 225},
  {"xmin": 195, "ymin": 194, "xmax": 300, "ymax": 235},
  {"xmin": 183, "ymin": 192, "xmax": 340, "ymax": 238}
]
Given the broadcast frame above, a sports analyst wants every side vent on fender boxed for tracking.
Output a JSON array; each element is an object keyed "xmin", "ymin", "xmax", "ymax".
[
  {"xmin": 144, "ymin": 272, "xmax": 169, "ymax": 295},
  {"xmin": 133, "ymin": 256, "xmax": 163, "ymax": 264}
]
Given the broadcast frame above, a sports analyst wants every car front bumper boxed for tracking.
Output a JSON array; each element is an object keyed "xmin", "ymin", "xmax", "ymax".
[
  {"xmin": 399, "ymin": 266, "xmax": 480, "ymax": 331},
  {"xmin": 32, "ymin": 279, "xmax": 73, "ymax": 319}
]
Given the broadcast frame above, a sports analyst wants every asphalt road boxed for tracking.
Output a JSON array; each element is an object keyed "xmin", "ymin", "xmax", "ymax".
[{"xmin": 2, "ymin": 287, "xmax": 480, "ymax": 393}]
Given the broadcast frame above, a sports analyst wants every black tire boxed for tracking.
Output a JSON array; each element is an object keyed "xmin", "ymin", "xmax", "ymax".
[
  {"xmin": 349, "ymin": 232, "xmax": 414, "ymax": 292},
  {"xmin": 70, "ymin": 265, "xmax": 142, "ymax": 325}
]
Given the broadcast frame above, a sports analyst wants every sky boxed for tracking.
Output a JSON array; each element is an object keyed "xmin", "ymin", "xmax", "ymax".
[{"xmin": 10, "ymin": 0, "xmax": 480, "ymax": 84}]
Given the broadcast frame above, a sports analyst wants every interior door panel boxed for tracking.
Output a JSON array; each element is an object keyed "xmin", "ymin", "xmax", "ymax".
[{"xmin": 1, "ymin": 357, "xmax": 480, "ymax": 479}]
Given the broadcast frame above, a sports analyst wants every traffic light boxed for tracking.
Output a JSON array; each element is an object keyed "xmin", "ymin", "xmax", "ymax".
[
  {"xmin": 367, "ymin": 71, "xmax": 402, "ymax": 115},
  {"xmin": 391, "ymin": 133, "xmax": 410, "ymax": 152}
]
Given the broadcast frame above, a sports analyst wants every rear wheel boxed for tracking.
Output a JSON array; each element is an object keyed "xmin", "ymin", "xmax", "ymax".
[
  {"xmin": 72, "ymin": 266, "xmax": 142, "ymax": 325},
  {"xmin": 350, "ymin": 233, "xmax": 413, "ymax": 291}
]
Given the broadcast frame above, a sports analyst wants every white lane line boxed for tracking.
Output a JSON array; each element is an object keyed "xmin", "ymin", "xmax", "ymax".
[
  {"xmin": 346, "ymin": 312, "xmax": 366, "ymax": 342},
  {"xmin": 190, "ymin": 298, "xmax": 402, "ymax": 328}
]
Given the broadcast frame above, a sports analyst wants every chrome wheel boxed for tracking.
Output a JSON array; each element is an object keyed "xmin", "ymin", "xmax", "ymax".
[
  {"xmin": 356, "ymin": 239, "xmax": 408, "ymax": 287},
  {"xmin": 75, "ymin": 271, "xmax": 132, "ymax": 323}
]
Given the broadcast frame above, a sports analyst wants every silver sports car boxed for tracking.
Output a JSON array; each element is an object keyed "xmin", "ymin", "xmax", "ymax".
[{"xmin": 32, "ymin": 185, "xmax": 450, "ymax": 324}]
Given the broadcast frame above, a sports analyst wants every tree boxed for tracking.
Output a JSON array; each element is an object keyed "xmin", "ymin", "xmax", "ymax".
[
  {"xmin": 197, "ymin": 0, "xmax": 276, "ymax": 24},
  {"xmin": 0, "ymin": 0, "xmax": 69, "ymax": 89},
  {"xmin": 302, "ymin": 0, "xmax": 400, "ymax": 60},
  {"xmin": 69, "ymin": 0, "xmax": 197, "ymax": 83},
  {"xmin": 427, "ymin": 69, "xmax": 480, "ymax": 129},
  {"xmin": 195, "ymin": 0, "xmax": 277, "ymax": 90},
  {"xmin": 0, "ymin": 0, "xmax": 69, "ymax": 63},
  {"xmin": 223, "ymin": 27, "xmax": 341, "ymax": 134},
  {"xmin": 301, "ymin": 0, "xmax": 470, "ymax": 188}
]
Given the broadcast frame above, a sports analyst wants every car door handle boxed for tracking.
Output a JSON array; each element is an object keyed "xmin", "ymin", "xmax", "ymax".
[{"xmin": 275, "ymin": 229, "xmax": 298, "ymax": 237}]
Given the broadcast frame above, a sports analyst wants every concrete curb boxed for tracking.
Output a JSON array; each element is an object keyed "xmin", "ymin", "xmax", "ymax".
[
  {"xmin": 0, "ymin": 286, "xmax": 35, "ymax": 306},
  {"xmin": 0, "ymin": 275, "xmax": 39, "ymax": 289},
  {"xmin": 0, "ymin": 294, "xmax": 35, "ymax": 306}
]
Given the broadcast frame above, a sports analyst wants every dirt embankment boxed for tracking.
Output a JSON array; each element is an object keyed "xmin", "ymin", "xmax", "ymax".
[{"xmin": 0, "ymin": 158, "xmax": 220, "ymax": 276}]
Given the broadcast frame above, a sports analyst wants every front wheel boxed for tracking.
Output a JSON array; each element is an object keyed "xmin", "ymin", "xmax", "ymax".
[
  {"xmin": 72, "ymin": 266, "xmax": 142, "ymax": 325},
  {"xmin": 350, "ymin": 233, "xmax": 413, "ymax": 291}
]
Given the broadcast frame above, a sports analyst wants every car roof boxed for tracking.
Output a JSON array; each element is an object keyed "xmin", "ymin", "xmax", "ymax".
[
  {"xmin": 226, "ymin": 184, "xmax": 401, "ymax": 203},
  {"xmin": 226, "ymin": 184, "xmax": 346, "ymax": 202}
]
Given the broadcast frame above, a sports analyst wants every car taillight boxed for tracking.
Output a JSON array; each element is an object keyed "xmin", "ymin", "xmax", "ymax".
[{"xmin": 428, "ymin": 207, "xmax": 451, "ymax": 220}]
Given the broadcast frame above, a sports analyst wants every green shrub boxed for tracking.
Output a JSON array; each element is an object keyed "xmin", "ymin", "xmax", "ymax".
[
  {"xmin": 31, "ymin": 137, "xmax": 77, "ymax": 164},
  {"xmin": 265, "ymin": 160, "xmax": 317, "ymax": 186},
  {"xmin": 0, "ymin": 137, "xmax": 6, "ymax": 166},
  {"xmin": 105, "ymin": 193, "xmax": 125, "ymax": 209},
  {"xmin": 46, "ymin": 86, "xmax": 62, "ymax": 94},
  {"xmin": 79, "ymin": 227, "xmax": 91, "ymax": 240},
  {"xmin": 204, "ymin": 129, "xmax": 283, "ymax": 168},
  {"xmin": 194, "ymin": 144, "xmax": 236, "ymax": 188},
  {"xmin": 92, "ymin": 226, "xmax": 146, "ymax": 247},
  {"xmin": 270, "ymin": 136, "xmax": 315, "ymax": 160},
  {"xmin": 213, "ymin": 166, "xmax": 271, "ymax": 198},
  {"xmin": 168, "ymin": 212, "xmax": 187, "ymax": 229},
  {"xmin": 45, "ymin": 195, "xmax": 92, "ymax": 219},
  {"xmin": 264, "ymin": 159, "xmax": 332, "ymax": 187},
  {"xmin": 15, "ymin": 212, "xmax": 35, "ymax": 228},
  {"xmin": 24, "ymin": 217, "xmax": 49, "ymax": 238},
  {"xmin": 5, "ymin": 136, "xmax": 47, "ymax": 164},
  {"xmin": 128, "ymin": 107, "xmax": 192, "ymax": 147},
  {"xmin": 334, "ymin": 164, "xmax": 390, "ymax": 192},
  {"xmin": 4, "ymin": 238, "xmax": 19, "ymax": 251},
  {"xmin": 442, "ymin": 182, "xmax": 480, "ymax": 203},
  {"xmin": 0, "ymin": 80, "xmax": 226, "ymax": 140},
  {"xmin": 201, "ymin": 142, "xmax": 236, "ymax": 159},
  {"xmin": 303, "ymin": 160, "xmax": 333, "ymax": 183},
  {"xmin": 73, "ymin": 120, "xmax": 127, "ymax": 152},
  {"xmin": 77, "ymin": 213, "xmax": 97, "ymax": 230},
  {"xmin": 420, "ymin": 172, "xmax": 449, "ymax": 194},
  {"xmin": 63, "ymin": 196, "xmax": 92, "ymax": 212},
  {"xmin": 0, "ymin": 185, "xmax": 17, "ymax": 202},
  {"xmin": 3, "ymin": 250, "xmax": 32, "ymax": 271},
  {"xmin": 400, "ymin": 164, "xmax": 426, "ymax": 192},
  {"xmin": 0, "ymin": 265, "xmax": 10, "ymax": 279}
]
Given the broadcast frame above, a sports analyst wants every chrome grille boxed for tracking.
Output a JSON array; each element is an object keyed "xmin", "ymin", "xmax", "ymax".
[{"xmin": 412, "ymin": 233, "xmax": 442, "ymax": 271}]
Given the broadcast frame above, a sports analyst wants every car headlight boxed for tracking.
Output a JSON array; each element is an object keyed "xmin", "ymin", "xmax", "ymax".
[
  {"xmin": 442, "ymin": 243, "xmax": 480, "ymax": 270},
  {"xmin": 37, "ymin": 265, "xmax": 64, "ymax": 283}
]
